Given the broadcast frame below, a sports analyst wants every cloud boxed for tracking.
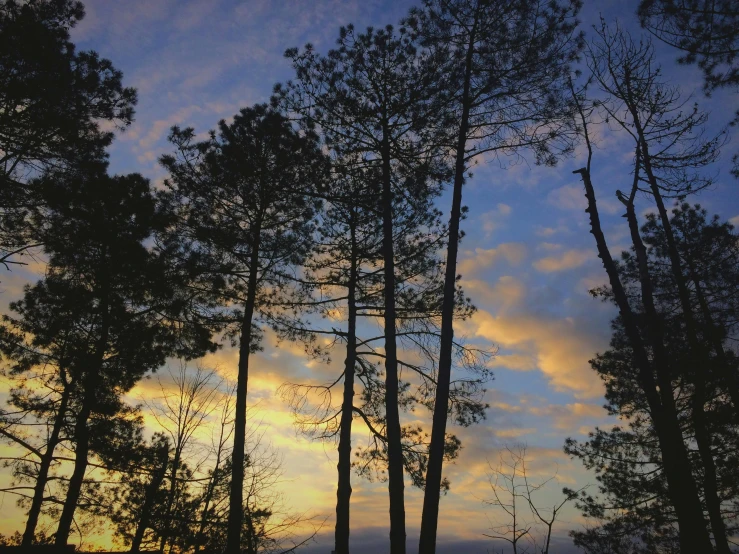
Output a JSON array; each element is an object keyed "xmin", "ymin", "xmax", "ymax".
[
  {"xmin": 533, "ymin": 249, "xmax": 592, "ymax": 273},
  {"xmin": 462, "ymin": 276, "xmax": 526, "ymax": 314},
  {"xmin": 137, "ymin": 105, "xmax": 204, "ymax": 149},
  {"xmin": 730, "ymin": 215, "xmax": 739, "ymax": 227},
  {"xmin": 528, "ymin": 402, "xmax": 608, "ymax": 432},
  {"xmin": 458, "ymin": 243, "xmax": 527, "ymax": 277},
  {"xmin": 548, "ymin": 183, "xmax": 620, "ymax": 215},
  {"xmin": 494, "ymin": 427, "xmax": 537, "ymax": 438},
  {"xmin": 497, "ymin": 203, "xmax": 512, "ymax": 216},
  {"xmin": 489, "ymin": 353, "xmax": 538, "ymax": 372},
  {"xmin": 578, "ymin": 273, "xmax": 609, "ymax": 296},
  {"xmin": 547, "ymin": 183, "xmax": 585, "ymax": 211},
  {"xmin": 461, "ymin": 309, "xmax": 605, "ymax": 398},
  {"xmin": 479, "ymin": 203, "xmax": 513, "ymax": 236},
  {"xmin": 535, "ymin": 225, "xmax": 569, "ymax": 237},
  {"xmin": 537, "ymin": 242, "xmax": 562, "ymax": 251},
  {"xmin": 490, "ymin": 401, "xmax": 523, "ymax": 413}
]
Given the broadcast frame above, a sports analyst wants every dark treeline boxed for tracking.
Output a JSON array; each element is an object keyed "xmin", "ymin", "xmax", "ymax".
[{"xmin": 0, "ymin": 0, "xmax": 737, "ymax": 553}]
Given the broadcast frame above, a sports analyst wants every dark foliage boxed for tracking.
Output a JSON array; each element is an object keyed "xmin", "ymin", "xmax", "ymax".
[{"xmin": 0, "ymin": 0, "xmax": 136, "ymax": 269}]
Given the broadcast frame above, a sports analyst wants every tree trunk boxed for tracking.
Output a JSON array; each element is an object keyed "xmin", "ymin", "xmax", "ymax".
[
  {"xmin": 55, "ymin": 259, "xmax": 111, "ymax": 547},
  {"xmin": 380, "ymin": 126, "xmax": 406, "ymax": 554},
  {"xmin": 54, "ymin": 399, "xmax": 92, "ymax": 546},
  {"xmin": 574, "ymin": 167, "xmax": 714, "ymax": 553},
  {"xmin": 131, "ymin": 444, "xmax": 169, "ymax": 552},
  {"xmin": 226, "ymin": 223, "xmax": 261, "ymax": 554},
  {"xmin": 193, "ymin": 464, "xmax": 219, "ymax": 554},
  {"xmin": 691, "ymin": 376, "xmax": 731, "ymax": 553},
  {"xmin": 194, "ymin": 418, "xmax": 227, "ymax": 554},
  {"xmin": 419, "ymin": 10, "xmax": 478, "ymax": 553},
  {"xmin": 623, "ymin": 193, "xmax": 729, "ymax": 553},
  {"xmin": 22, "ymin": 382, "xmax": 70, "ymax": 545},
  {"xmin": 635, "ymin": 134, "xmax": 729, "ymax": 552},
  {"xmin": 158, "ymin": 445, "xmax": 183, "ymax": 553},
  {"xmin": 335, "ymin": 215, "xmax": 358, "ymax": 554}
]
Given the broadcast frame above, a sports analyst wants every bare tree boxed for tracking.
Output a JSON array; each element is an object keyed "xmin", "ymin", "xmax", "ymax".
[
  {"xmin": 143, "ymin": 362, "xmax": 222, "ymax": 553},
  {"xmin": 484, "ymin": 446, "xmax": 533, "ymax": 554},
  {"xmin": 483, "ymin": 445, "xmax": 583, "ymax": 554},
  {"xmin": 193, "ymin": 381, "xmax": 235, "ymax": 554}
]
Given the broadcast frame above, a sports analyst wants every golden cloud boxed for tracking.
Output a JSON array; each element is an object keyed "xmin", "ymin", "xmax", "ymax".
[
  {"xmin": 461, "ymin": 309, "xmax": 605, "ymax": 398},
  {"xmin": 462, "ymin": 276, "xmax": 526, "ymax": 313},
  {"xmin": 528, "ymin": 402, "xmax": 607, "ymax": 432},
  {"xmin": 533, "ymin": 249, "xmax": 591, "ymax": 273}
]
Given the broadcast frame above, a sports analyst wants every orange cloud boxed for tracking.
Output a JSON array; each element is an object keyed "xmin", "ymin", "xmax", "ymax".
[
  {"xmin": 533, "ymin": 249, "xmax": 591, "ymax": 272},
  {"xmin": 528, "ymin": 402, "xmax": 608, "ymax": 432},
  {"xmin": 461, "ymin": 309, "xmax": 605, "ymax": 398}
]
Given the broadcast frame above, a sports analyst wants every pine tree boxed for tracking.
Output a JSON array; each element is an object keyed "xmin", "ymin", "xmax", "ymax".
[
  {"xmin": 566, "ymin": 207, "xmax": 739, "ymax": 552},
  {"xmin": 160, "ymin": 104, "xmax": 327, "ymax": 554},
  {"xmin": 278, "ymin": 24, "xmax": 450, "ymax": 553},
  {"xmin": 0, "ymin": 0, "xmax": 136, "ymax": 270},
  {"xmin": 405, "ymin": 2, "xmax": 584, "ymax": 550}
]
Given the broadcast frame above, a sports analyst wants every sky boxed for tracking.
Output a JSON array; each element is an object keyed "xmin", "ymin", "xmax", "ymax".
[{"xmin": 0, "ymin": 0, "xmax": 738, "ymax": 552}]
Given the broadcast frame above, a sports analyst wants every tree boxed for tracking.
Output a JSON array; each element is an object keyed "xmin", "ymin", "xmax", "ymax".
[
  {"xmin": 585, "ymin": 22, "xmax": 733, "ymax": 552},
  {"xmin": 405, "ymin": 2, "xmax": 584, "ymax": 551},
  {"xmin": 0, "ymin": 273, "xmax": 153, "ymax": 546},
  {"xmin": 144, "ymin": 363, "xmax": 222, "ymax": 553},
  {"xmin": 483, "ymin": 445, "xmax": 582, "ymax": 554},
  {"xmin": 0, "ymin": 276, "xmax": 80, "ymax": 545},
  {"xmin": 567, "ymin": 264, "xmax": 739, "ymax": 553},
  {"xmin": 568, "ymin": 18, "xmax": 738, "ymax": 551},
  {"xmin": 637, "ymin": 0, "xmax": 739, "ymax": 93},
  {"xmin": 484, "ymin": 447, "xmax": 533, "ymax": 554},
  {"xmin": 273, "ymin": 160, "xmax": 388, "ymax": 554},
  {"xmin": 160, "ymin": 104, "xmax": 327, "ymax": 554},
  {"xmin": 115, "ymin": 433, "xmax": 172, "ymax": 553},
  {"xmin": 193, "ymin": 382, "xmax": 234, "ymax": 554},
  {"xmin": 106, "ymin": 386, "xmax": 321, "ymax": 554},
  {"xmin": 0, "ymin": 0, "xmax": 136, "ymax": 270},
  {"xmin": 10, "ymin": 168, "xmax": 211, "ymax": 547},
  {"xmin": 189, "ymin": 441, "xmax": 322, "ymax": 554},
  {"xmin": 278, "ymin": 24, "xmax": 450, "ymax": 553},
  {"xmin": 275, "ymin": 156, "xmax": 489, "ymax": 553}
]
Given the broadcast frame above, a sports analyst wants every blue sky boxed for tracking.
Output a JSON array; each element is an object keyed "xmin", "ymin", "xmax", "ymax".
[{"xmin": 0, "ymin": 0, "xmax": 737, "ymax": 552}]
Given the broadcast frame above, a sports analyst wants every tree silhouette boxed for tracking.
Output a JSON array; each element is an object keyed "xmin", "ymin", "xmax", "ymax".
[
  {"xmin": 160, "ymin": 104, "xmax": 327, "ymax": 554},
  {"xmin": 567, "ymin": 208, "xmax": 739, "ymax": 552},
  {"xmin": 143, "ymin": 363, "xmax": 222, "ymax": 553},
  {"xmin": 279, "ymin": 23, "xmax": 450, "ymax": 553},
  {"xmin": 584, "ymin": 22, "xmax": 732, "ymax": 553},
  {"xmin": 483, "ymin": 445, "xmax": 582, "ymax": 554},
  {"xmin": 0, "ymin": 276, "xmax": 81, "ymax": 545},
  {"xmin": 406, "ymin": 1, "xmax": 584, "ymax": 551},
  {"xmin": 0, "ymin": 0, "xmax": 136, "ymax": 271},
  {"xmin": 638, "ymin": 0, "xmax": 739, "ymax": 93},
  {"xmin": 12, "ymin": 169, "xmax": 210, "ymax": 546},
  {"xmin": 569, "ymin": 25, "xmax": 733, "ymax": 550},
  {"xmin": 276, "ymin": 159, "xmax": 490, "ymax": 554}
]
